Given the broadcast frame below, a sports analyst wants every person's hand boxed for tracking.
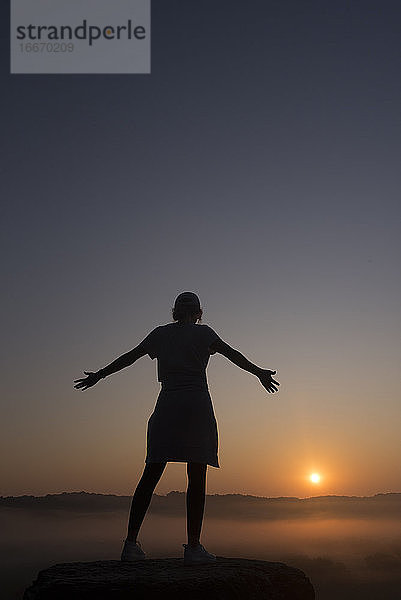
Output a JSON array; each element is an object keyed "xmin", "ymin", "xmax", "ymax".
[
  {"xmin": 258, "ymin": 369, "xmax": 280, "ymax": 393},
  {"xmin": 74, "ymin": 371, "xmax": 101, "ymax": 391}
]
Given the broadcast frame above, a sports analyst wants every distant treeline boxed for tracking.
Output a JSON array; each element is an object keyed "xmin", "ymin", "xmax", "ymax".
[{"xmin": 1, "ymin": 491, "xmax": 400, "ymax": 520}]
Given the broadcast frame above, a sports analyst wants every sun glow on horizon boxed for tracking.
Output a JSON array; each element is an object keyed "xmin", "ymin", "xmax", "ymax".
[{"xmin": 310, "ymin": 473, "xmax": 321, "ymax": 484}]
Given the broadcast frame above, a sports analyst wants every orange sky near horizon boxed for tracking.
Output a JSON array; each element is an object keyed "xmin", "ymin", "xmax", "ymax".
[{"xmin": 3, "ymin": 340, "xmax": 400, "ymax": 499}]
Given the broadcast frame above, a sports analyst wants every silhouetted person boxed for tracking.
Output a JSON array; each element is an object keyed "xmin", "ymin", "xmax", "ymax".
[{"xmin": 74, "ymin": 292, "xmax": 279, "ymax": 564}]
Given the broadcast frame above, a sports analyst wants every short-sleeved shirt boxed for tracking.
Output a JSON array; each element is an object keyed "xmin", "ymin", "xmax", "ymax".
[{"xmin": 140, "ymin": 322, "xmax": 221, "ymax": 388}]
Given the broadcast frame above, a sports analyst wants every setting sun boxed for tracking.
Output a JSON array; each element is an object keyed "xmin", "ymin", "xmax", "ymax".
[{"xmin": 310, "ymin": 473, "xmax": 321, "ymax": 484}]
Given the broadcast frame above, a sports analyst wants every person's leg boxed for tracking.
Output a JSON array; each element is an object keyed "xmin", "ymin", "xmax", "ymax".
[
  {"xmin": 126, "ymin": 462, "xmax": 166, "ymax": 542},
  {"xmin": 186, "ymin": 462, "xmax": 207, "ymax": 547}
]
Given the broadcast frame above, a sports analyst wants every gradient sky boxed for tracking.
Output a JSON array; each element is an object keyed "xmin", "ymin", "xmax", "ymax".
[{"xmin": 2, "ymin": 0, "xmax": 400, "ymax": 498}]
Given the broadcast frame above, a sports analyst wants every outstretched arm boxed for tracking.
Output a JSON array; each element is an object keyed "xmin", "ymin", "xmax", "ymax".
[
  {"xmin": 74, "ymin": 342, "xmax": 148, "ymax": 391},
  {"xmin": 210, "ymin": 338, "xmax": 280, "ymax": 393}
]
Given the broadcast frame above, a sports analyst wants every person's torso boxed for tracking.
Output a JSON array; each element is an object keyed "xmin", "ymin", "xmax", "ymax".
[{"xmin": 151, "ymin": 323, "xmax": 215, "ymax": 389}]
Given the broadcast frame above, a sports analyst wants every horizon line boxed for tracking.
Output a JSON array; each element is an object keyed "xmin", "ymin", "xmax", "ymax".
[{"xmin": 2, "ymin": 490, "xmax": 401, "ymax": 501}]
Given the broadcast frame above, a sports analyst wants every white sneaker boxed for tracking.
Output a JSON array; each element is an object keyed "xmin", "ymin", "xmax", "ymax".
[
  {"xmin": 120, "ymin": 539, "xmax": 146, "ymax": 561},
  {"xmin": 183, "ymin": 543, "xmax": 216, "ymax": 565}
]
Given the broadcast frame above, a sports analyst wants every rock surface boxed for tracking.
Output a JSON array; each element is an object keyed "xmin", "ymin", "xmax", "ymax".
[{"xmin": 23, "ymin": 557, "xmax": 315, "ymax": 599}]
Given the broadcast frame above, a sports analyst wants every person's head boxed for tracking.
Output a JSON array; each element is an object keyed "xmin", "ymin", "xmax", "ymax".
[{"xmin": 172, "ymin": 291, "xmax": 203, "ymax": 323}]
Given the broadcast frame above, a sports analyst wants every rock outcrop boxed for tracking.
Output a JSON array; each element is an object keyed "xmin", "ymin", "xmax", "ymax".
[{"xmin": 23, "ymin": 557, "xmax": 315, "ymax": 599}]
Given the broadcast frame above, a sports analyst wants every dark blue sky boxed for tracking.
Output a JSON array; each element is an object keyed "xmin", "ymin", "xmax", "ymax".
[{"xmin": 2, "ymin": 1, "xmax": 400, "ymax": 496}]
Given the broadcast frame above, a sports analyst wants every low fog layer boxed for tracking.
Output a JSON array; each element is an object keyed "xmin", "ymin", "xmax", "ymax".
[
  {"xmin": 2, "ymin": 491, "xmax": 401, "ymax": 520},
  {"xmin": 2, "ymin": 494, "xmax": 401, "ymax": 600}
]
